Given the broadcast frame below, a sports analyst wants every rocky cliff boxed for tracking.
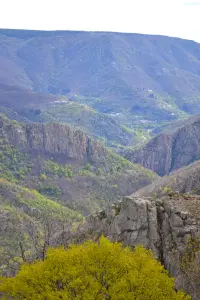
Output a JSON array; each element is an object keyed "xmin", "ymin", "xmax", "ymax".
[
  {"xmin": 122, "ymin": 115, "xmax": 200, "ymax": 176},
  {"xmin": 0, "ymin": 114, "xmax": 158, "ymax": 214},
  {"xmin": 78, "ymin": 194, "xmax": 200, "ymax": 298},
  {"xmin": 0, "ymin": 114, "xmax": 106, "ymax": 162}
]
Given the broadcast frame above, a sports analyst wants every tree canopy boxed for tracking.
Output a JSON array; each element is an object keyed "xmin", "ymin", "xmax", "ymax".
[{"xmin": 0, "ymin": 236, "xmax": 189, "ymax": 299}]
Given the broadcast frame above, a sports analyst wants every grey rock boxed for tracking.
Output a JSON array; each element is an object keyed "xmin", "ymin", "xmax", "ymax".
[
  {"xmin": 170, "ymin": 213, "xmax": 184, "ymax": 227},
  {"xmin": 78, "ymin": 195, "xmax": 200, "ymax": 298},
  {"xmin": 122, "ymin": 117, "xmax": 200, "ymax": 176}
]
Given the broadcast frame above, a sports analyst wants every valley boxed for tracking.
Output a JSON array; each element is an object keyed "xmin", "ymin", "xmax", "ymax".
[
  {"xmin": 1, "ymin": 28, "xmax": 200, "ymax": 299},
  {"xmin": 2, "ymin": 29, "xmax": 200, "ymax": 148}
]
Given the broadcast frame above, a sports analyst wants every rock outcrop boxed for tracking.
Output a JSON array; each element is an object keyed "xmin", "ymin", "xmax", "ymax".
[
  {"xmin": 122, "ymin": 116, "xmax": 200, "ymax": 176},
  {"xmin": 0, "ymin": 115, "xmax": 106, "ymax": 162},
  {"xmin": 79, "ymin": 194, "xmax": 200, "ymax": 296}
]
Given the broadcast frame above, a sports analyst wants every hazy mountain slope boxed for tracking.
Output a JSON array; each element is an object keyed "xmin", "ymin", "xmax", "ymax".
[
  {"xmin": 1, "ymin": 29, "xmax": 200, "ymax": 124},
  {"xmin": 121, "ymin": 114, "xmax": 200, "ymax": 176},
  {"xmin": 0, "ymin": 114, "xmax": 158, "ymax": 214},
  {"xmin": 31, "ymin": 102, "xmax": 138, "ymax": 147},
  {"xmin": 0, "ymin": 84, "xmax": 139, "ymax": 147},
  {"xmin": 0, "ymin": 83, "xmax": 65, "ymax": 109},
  {"xmin": 152, "ymin": 114, "xmax": 200, "ymax": 135}
]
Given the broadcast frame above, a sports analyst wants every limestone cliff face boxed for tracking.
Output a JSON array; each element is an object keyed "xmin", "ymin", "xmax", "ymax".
[
  {"xmin": 124, "ymin": 133, "xmax": 173, "ymax": 176},
  {"xmin": 0, "ymin": 115, "xmax": 106, "ymax": 162},
  {"xmin": 79, "ymin": 195, "xmax": 200, "ymax": 297},
  {"xmin": 85, "ymin": 197, "xmax": 161, "ymax": 255},
  {"xmin": 122, "ymin": 117, "xmax": 200, "ymax": 176}
]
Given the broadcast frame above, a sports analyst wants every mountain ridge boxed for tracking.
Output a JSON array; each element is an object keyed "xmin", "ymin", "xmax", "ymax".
[{"xmin": 1, "ymin": 29, "xmax": 200, "ymax": 125}]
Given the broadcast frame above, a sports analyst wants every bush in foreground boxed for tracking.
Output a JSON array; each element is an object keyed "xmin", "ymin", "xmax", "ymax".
[{"xmin": 0, "ymin": 237, "xmax": 189, "ymax": 299}]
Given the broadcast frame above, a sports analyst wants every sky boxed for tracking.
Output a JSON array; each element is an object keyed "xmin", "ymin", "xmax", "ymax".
[{"xmin": 1, "ymin": 0, "xmax": 200, "ymax": 42}]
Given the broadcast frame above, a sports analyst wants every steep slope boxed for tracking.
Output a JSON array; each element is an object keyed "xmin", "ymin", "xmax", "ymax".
[
  {"xmin": 0, "ymin": 115, "xmax": 158, "ymax": 215},
  {"xmin": 0, "ymin": 177, "xmax": 83, "ymax": 275},
  {"xmin": 152, "ymin": 113, "xmax": 200, "ymax": 135},
  {"xmin": 2, "ymin": 29, "xmax": 200, "ymax": 126},
  {"xmin": 30, "ymin": 102, "xmax": 138, "ymax": 147},
  {"xmin": 133, "ymin": 160, "xmax": 200, "ymax": 198},
  {"xmin": 121, "ymin": 114, "xmax": 200, "ymax": 176}
]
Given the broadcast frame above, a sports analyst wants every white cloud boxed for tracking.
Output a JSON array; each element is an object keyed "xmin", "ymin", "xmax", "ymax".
[{"xmin": 0, "ymin": 0, "xmax": 200, "ymax": 42}]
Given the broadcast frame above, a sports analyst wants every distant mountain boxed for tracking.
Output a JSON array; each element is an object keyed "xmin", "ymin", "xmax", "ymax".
[
  {"xmin": 2, "ymin": 29, "xmax": 200, "ymax": 129},
  {"xmin": 121, "ymin": 114, "xmax": 200, "ymax": 176},
  {"xmin": 0, "ymin": 83, "xmax": 139, "ymax": 147}
]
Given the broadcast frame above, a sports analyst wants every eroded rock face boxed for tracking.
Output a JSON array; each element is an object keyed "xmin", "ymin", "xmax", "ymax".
[
  {"xmin": 124, "ymin": 133, "xmax": 173, "ymax": 176},
  {"xmin": 0, "ymin": 115, "xmax": 106, "ymax": 162},
  {"xmin": 157, "ymin": 198, "xmax": 198, "ymax": 280},
  {"xmin": 85, "ymin": 197, "xmax": 161, "ymax": 255},
  {"xmin": 122, "ymin": 117, "xmax": 200, "ymax": 176},
  {"xmin": 80, "ymin": 195, "xmax": 200, "ymax": 296}
]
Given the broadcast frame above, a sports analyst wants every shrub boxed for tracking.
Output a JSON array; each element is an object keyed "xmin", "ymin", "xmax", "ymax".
[
  {"xmin": 96, "ymin": 167, "xmax": 102, "ymax": 176},
  {"xmin": 40, "ymin": 174, "xmax": 47, "ymax": 181},
  {"xmin": 43, "ymin": 160, "xmax": 73, "ymax": 178},
  {"xmin": 37, "ymin": 184, "xmax": 62, "ymax": 197}
]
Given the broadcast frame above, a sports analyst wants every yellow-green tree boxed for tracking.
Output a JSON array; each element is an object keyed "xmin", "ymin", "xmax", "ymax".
[{"xmin": 0, "ymin": 237, "xmax": 190, "ymax": 300}]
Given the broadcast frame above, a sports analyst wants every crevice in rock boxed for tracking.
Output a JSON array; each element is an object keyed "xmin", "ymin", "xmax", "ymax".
[
  {"xmin": 146, "ymin": 202, "xmax": 151, "ymax": 249},
  {"xmin": 86, "ymin": 138, "xmax": 92, "ymax": 160},
  {"xmin": 156, "ymin": 204, "xmax": 165, "ymax": 266}
]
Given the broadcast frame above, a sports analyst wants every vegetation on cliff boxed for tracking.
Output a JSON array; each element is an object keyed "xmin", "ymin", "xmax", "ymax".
[
  {"xmin": 0, "ymin": 114, "xmax": 159, "ymax": 275},
  {"xmin": 25, "ymin": 101, "xmax": 138, "ymax": 147},
  {"xmin": 0, "ymin": 178, "xmax": 83, "ymax": 276},
  {"xmin": 0, "ymin": 114, "xmax": 158, "ymax": 214}
]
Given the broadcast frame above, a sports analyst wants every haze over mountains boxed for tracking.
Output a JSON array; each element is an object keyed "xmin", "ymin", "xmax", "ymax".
[
  {"xmin": 2, "ymin": 29, "xmax": 200, "ymax": 102},
  {"xmin": 2, "ymin": 29, "xmax": 200, "ymax": 199},
  {"xmin": 2, "ymin": 28, "xmax": 200, "ymax": 206},
  {"xmin": 2, "ymin": 29, "xmax": 200, "ymax": 142}
]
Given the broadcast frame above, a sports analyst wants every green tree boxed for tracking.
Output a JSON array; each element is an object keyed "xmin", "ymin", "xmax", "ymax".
[
  {"xmin": 40, "ymin": 173, "xmax": 47, "ymax": 181},
  {"xmin": 84, "ymin": 163, "xmax": 92, "ymax": 172},
  {"xmin": 96, "ymin": 167, "xmax": 102, "ymax": 176},
  {"xmin": 0, "ymin": 237, "xmax": 189, "ymax": 299}
]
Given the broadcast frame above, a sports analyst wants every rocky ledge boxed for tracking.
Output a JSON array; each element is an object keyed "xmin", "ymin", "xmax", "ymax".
[{"xmin": 77, "ymin": 194, "xmax": 200, "ymax": 296}]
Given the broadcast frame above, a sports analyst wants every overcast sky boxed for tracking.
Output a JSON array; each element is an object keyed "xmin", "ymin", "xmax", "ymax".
[{"xmin": 1, "ymin": 0, "xmax": 200, "ymax": 42}]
